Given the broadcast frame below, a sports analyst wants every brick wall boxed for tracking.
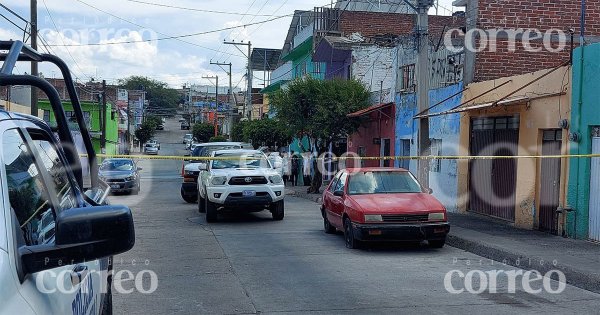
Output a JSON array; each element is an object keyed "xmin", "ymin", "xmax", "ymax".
[
  {"xmin": 474, "ymin": 0, "xmax": 600, "ymax": 81},
  {"xmin": 339, "ymin": 11, "xmax": 465, "ymax": 39}
]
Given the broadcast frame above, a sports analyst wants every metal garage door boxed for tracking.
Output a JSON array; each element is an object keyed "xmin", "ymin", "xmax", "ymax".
[
  {"xmin": 589, "ymin": 132, "xmax": 600, "ymax": 241},
  {"xmin": 469, "ymin": 116, "xmax": 520, "ymax": 221},
  {"xmin": 539, "ymin": 130, "xmax": 562, "ymax": 234}
]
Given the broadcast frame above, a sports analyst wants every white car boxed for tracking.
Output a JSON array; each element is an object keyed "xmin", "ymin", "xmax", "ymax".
[
  {"xmin": 0, "ymin": 112, "xmax": 135, "ymax": 315},
  {"xmin": 197, "ymin": 149, "xmax": 285, "ymax": 222},
  {"xmin": 144, "ymin": 143, "xmax": 159, "ymax": 155}
]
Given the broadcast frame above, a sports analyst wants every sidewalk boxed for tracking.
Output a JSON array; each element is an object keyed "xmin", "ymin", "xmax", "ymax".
[{"xmin": 286, "ymin": 186, "xmax": 600, "ymax": 293}]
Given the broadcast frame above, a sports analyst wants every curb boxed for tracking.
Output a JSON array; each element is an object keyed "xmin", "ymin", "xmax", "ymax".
[
  {"xmin": 447, "ymin": 234, "xmax": 600, "ymax": 294},
  {"xmin": 287, "ymin": 190, "xmax": 600, "ymax": 294}
]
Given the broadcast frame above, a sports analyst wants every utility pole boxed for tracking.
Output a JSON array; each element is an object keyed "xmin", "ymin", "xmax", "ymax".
[
  {"xmin": 224, "ymin": 40, "xmax": 252, "ymax": 119},
  {"xmin": 101, "ymin": 80, "xmax": 107, "ymax": 152},
  {"xmin": 210, "ymin": 61, "xmax": 234, "ymax": 139},
  {"xmin": 30, "ymin": 0, "xmax": 38, "ymax": 116},
  {"xmin": 203, "ymin": 75, "xmax": 219, "ymax": 137},
  {"xmin": 416, "ymin": 0, "xmax": 433, "ymax": 188}
]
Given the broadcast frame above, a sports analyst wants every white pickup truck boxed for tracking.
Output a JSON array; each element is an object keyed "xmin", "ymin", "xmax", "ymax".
[{"xmin": 197, "ymin": 150, "xmax": 285, "ymax": 222}]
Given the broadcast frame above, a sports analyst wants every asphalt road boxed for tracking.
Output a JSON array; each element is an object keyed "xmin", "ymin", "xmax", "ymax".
[{"xmin": 111, "ymin": 118, "xmax": 600, "ymax": 314}]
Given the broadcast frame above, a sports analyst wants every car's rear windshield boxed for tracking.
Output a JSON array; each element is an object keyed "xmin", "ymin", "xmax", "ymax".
[
  {"xmin": 101, "ymin": 160, "xmax": 133, "ymax": 171},
  {"xmin": 347, "ymin": 171, "xmax": 422, "ymax": 195},
  {"xmin": 192, "ymin": 145, "xmax": 240, "ymax": 157},
  {"xmin": 211, "ymin": 153, "xmax": 270, "ymax": 169}
]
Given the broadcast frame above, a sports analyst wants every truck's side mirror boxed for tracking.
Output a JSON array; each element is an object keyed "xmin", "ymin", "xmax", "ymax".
[
  {"xmin": 198, "ymin": 162, "xmax": 208, "ymax": 171},
  {"xmin": 19, "ymin": 205, "xmax": 135, "ymax": 275}
]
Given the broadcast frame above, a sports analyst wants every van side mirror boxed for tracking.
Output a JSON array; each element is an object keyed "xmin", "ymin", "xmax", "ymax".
[
  {"xmin": 19, "ymin": 205, "xmax": 135, "ymax": 275},
  {"xmin": 427, "ymin": 188, "xmax": 433, "ymax": 194}
]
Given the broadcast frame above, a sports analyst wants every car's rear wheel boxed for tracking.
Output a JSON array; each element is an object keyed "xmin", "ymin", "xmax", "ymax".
[
  {"xmin": 343, "ymin": 217, "xmax": 360, "ymax": 249},
  {"xmin": 270, "ymin": 200, "xmax": 285, "ymax": 221},
  {"xmin": 131, "ymin": 181, "xmax": 140, "ymax": 195},
  {"xmin": 323, "ymin": 214, "xmax": 335, "ymax": 234},
  {"xmin": 205, "ymin": 198, "xmax": 218, "ymax": 222},
  {"xmin": 181, "ymin": 187, "xmax": 197, "ymax": 203},
  {"xmin": 198, "ymin": 193, "xmax": 206, "ymax": 213},
  {"xmin": 429, "ymin": 238, "xmax": 446, "ymax": 248}
]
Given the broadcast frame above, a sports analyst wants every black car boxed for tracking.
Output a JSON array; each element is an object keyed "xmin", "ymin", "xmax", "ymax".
[
  {"xmin": 99, "ymin": 158, "xmax": 142, "ymax": 194},
  {"xmin": 181, "ymin": 121, "xmax": 190, "ymax": 130}
]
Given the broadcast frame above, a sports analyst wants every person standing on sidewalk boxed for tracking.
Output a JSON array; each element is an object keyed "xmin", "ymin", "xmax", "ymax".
[{"xmin": 291, "ymin": 152, "xmax": 300, "ymax": 186}]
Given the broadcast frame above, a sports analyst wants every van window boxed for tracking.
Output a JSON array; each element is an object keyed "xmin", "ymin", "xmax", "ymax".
[
  {"xmin": 3, "ymin": 129, "xmax": 55, "ymax": 245},
  {"xmin": 30, "ymin": 135, "xmax": 78, "ymax": 211}
]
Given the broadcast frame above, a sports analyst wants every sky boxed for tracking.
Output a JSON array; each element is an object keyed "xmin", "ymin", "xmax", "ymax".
[{"xmin": 0, "ymin": 0, "xmax": 458, "ymax": 89}]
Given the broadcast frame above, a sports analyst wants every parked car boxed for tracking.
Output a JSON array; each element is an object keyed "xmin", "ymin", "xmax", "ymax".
[
  {"xmin": 197, "ymin": 149, "xmax": 285, "ymax": 222},
  {"xmin": 144, "ymin": 143, "xmax": 159, "ymax": 155},
  {"xmin": 146, "ymin": 139, "xmax": 160, "ymax": 150},
  {"xmin": 156, "ymin": 123, "xmax": 164, "ymax": 130},
  {"xmin": 181, "ymin": 121, "xmax": 190, "ymax": 130},
  {"xmin": 183, "ymin": 133, "xmax": 193, "ymax": 144},
  {"xmin": 99, "ymin": 158, "xmax": 142, "ymax": 194},
  {"xmin": 321, "ymin": 168, "xmax": 450, "ymax": 249},
  {"xmin": 180, "ymin": 142, "xmax": 254, "ymax": 203}
]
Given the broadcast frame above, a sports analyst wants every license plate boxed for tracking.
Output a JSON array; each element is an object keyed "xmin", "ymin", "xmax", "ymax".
[
  {"xmin": 242, "ymin": 190, "xmax": 256, "ymax": 197},
  {"xmin": 110, "ymin": 185, "xmax": 120, "ymax": 189}
]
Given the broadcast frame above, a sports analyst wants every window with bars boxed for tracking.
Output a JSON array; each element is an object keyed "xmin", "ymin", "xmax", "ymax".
[{"xmin": 399, "ymin": 64, "xmax": 416, "ymax": 93}]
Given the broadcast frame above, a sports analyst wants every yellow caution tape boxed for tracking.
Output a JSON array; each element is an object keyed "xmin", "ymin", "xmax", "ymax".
[{"xmin": 81, "ymin": 153, "xmax": 600, "ymax": 161}]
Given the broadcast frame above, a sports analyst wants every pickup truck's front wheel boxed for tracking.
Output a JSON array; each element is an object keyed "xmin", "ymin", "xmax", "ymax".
[
  {"xmin": 270, "ymin": 200, "xmax": 284, "ymax": 221},
  {"xmin": 205, "ymin": 198, "xmax": 218, "ymax": 222},
  {"xmin": 198, "ymin": 194, "xmax": 206, "ymax": 213}
]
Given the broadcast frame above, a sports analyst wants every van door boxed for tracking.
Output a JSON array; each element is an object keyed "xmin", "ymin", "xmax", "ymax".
[{"xmin": 2, "ymin": 126, "xmax": 101, "ymax": 315}]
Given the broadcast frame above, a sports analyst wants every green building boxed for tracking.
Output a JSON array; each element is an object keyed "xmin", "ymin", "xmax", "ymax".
[
  {"xmin": 568, "ymin": 43, "xmax": 600, "ymax": 241},
  {"xmin": 38, "ymin": 100, "xmax": 119, "ymax": 159}
]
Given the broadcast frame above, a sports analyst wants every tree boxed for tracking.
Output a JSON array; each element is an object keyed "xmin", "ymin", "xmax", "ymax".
[
  {"xmin": 193, "ymin": 123, "xmax": 215, "ymax": 143},
  {"xmin": 145, "ymin": 115, "xmax": 161, "ymax": 129},
  {"xmin": 269, "ymin": 77, "xmax": 371, "ymax": 193},
  {"xmin": 134, "ymin": 121, "xmax": 156, "ymax": 151},
  {"xmin": 118, "ymin": 76, "xmax": 180, "ymax": 111}
]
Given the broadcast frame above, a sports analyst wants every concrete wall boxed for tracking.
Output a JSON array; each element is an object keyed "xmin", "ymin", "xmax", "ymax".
[
  {"xmin": 457, "ymin": 66, "xmax": 572, "ymax": 230},
  {"xmin": 395, "ymin": 83, "xmax": 464, "ymax": 212},
  {"xmin": 568, "ymin": 43, "xmax": 600, "ymax": 239},
  {"xmin": 353, "ymin": 45, "xmax": 397, "ymax": 103},
  {"xmin": 347, "ymin": 105, "xmax": 395, "ymax": 168},
  {"xmin": 1, "ymin": 100, "xmax": 43, "ymax": 118}
]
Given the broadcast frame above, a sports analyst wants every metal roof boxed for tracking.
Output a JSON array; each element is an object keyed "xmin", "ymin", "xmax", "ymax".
[{"xmin": 250, "ymin": 48, "xmax": 282, "ymax": 71}]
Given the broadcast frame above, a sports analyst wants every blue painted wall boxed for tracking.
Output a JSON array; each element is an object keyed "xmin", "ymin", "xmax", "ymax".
[{"xmin": 395, "ymin": 83, "xmax": 463, "ymax": 212}]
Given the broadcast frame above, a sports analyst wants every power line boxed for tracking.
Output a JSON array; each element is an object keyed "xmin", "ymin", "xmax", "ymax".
[
  {"xmin": 41, "ymin": 0, "xmax": 93, "ymax": 80},
  {"xmin": 65, "ymin": 0, "xmax": 247, "ymax": 56},
  {"xmin": 122, "ymin": 0, "xmax": 285, "ymax": 17},
  {"xmin": 211, "ymin": 0, "xmax": 260, "ymax": 63}
]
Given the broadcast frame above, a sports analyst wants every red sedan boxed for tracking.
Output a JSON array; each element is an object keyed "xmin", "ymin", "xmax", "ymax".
[{"xmin": 321, "ymin": 168, "xmax": 450, "ymax": 249}]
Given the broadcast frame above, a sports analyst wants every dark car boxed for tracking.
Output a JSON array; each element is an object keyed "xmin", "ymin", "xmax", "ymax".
[
  {"xmin": 321, "ymin": 168, "xmax": 449, "ymax": 249},
  {"xmin": 99, "ymin": 158, "xmax": 142, "ymax": 194},
  {"xmin": 181, "ymin": 121, "xmax": 190, "ymax": 130}
]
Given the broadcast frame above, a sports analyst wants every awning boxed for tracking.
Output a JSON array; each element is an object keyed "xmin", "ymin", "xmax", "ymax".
[
  {"xmin": 414, "ymin": 96, "xmax": 530, "ymax": 119},
  {"xmin": 347, "ymin": 102, "xmax": 394, "ymax": 118},
  {"xmin": 260, "ymin": 80, "xmax": 288, "ymax": 94}
]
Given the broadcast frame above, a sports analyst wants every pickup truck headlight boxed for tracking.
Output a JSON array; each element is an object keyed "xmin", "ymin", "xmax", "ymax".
[
  {"xmin": 269, "ymin": 175, "xmax": 283, "ymax": 184},
  {"xmin": 210, "ymin": 176, "xmax": 227, "ymax": 185},
  {"xmin": 364, "ymin": 214, "xmax": 383, "ymax": 222},
  {"xmin": 428, "ymin": 213, "xmax": 445, "ymax": 221}
]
